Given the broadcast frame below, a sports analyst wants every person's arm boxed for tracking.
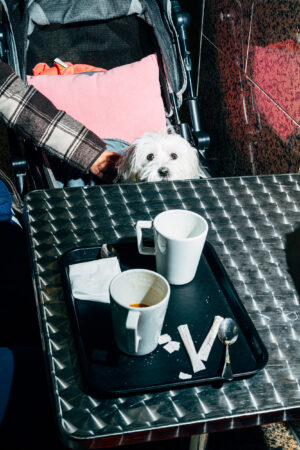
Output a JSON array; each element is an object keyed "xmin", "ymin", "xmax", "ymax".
[{"xmin": 0, "ymin": 60, "xmax": 118, "ymax": 175}]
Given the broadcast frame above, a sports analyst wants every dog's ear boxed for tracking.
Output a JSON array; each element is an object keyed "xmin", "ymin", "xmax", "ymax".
[{"xmin": 116, "ymin": 145, "xmax": 138, "ymax": 182}]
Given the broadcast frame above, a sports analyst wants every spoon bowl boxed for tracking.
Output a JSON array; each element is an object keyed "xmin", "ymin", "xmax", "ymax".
[{"xmin": 218, "ymin": 318, "xmax": 239, "ymax": 380}]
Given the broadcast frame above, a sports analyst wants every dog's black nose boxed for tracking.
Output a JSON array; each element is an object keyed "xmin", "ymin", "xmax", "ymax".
[{"xmin": 158, "ymin": 167, "xmax": 169, "ymax": 177}]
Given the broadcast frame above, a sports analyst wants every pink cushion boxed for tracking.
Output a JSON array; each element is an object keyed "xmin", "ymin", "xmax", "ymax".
[{"xmin": 27, "ymin": 54, "xmax": 166, "ymax": 143}]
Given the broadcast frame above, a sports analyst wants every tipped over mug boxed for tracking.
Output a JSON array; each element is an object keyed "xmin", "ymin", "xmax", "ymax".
[{"xmin": 136, "ymin": 209, "xmax": 208, "ymax": 285}]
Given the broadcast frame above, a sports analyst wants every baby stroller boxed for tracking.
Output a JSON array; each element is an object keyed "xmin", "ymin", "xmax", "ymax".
[{"xmin": 0, "ymin": 0, "xmax": 210, "ymax": 194}]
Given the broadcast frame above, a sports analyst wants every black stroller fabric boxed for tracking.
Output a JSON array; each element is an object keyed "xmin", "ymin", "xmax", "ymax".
[
  {"xmin": 27, "ymin": 16, "xmax": 157, "ymax": 72},
  {"xmin": 2, "ymin": 0, "xmax": 186, "ymax": 98}
]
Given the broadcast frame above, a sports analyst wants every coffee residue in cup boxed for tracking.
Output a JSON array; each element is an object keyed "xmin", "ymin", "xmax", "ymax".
[{"xmin": 129, "ymin": 303, "xmax": 149, "ymax": 308}]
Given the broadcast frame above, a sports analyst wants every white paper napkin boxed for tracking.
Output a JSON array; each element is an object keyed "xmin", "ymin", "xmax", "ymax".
[{"xmin": 69, "ymin": 257, "xmax": 121, "ymax": 302}]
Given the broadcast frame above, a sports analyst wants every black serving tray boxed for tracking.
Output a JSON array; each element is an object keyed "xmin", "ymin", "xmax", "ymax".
[{"xmin": 61, "ymin": 239, "xmax": 268, "ymax": 396}]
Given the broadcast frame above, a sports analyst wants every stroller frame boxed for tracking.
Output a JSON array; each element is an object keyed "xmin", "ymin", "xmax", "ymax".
[{"xmin": 0, "ymin": 0, "xmax": 210, "ymax": 194}]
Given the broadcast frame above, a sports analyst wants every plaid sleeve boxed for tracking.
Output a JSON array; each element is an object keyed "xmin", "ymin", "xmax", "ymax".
[{"xmin": 0, "ymin": 60, "xmax": 107, "ymax": 172}]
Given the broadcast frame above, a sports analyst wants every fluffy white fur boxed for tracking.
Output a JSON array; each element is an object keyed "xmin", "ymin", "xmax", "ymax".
[{"xmin": 116, "ymin": 130, "xmax": 204, "ymax": 183}]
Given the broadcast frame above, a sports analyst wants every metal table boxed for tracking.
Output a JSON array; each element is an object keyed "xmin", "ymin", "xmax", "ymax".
[{"xmin": 24, "ymin": 174, "xmax": 300, "ymax": 449}]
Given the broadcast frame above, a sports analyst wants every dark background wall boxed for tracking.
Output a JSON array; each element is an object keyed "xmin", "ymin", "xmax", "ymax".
[{"xmin": 189, "ymin": 0, "xmax": 299, "ymax": 177}]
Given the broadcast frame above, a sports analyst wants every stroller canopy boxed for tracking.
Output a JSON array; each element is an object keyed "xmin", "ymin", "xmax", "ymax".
[{"xmin": 2, "ymin": 0, "xmax": 186, "ymax": 97}]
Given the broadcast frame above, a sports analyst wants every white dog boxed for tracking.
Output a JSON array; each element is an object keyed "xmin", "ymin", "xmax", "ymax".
[{"xmin": 116, "ymin": 129, "xmax": 206, "ymax": 182}]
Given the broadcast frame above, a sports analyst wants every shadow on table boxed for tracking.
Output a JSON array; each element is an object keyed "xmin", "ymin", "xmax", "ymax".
[{"xmin": 285, "ymin": 225, "xmax": 300, "ymax": 297}]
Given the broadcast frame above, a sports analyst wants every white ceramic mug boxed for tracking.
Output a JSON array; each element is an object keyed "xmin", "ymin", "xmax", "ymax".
[
  {"xmin": 109, "ymin": 269, "xmax": 170, "ymax": 356},
  {"xmin": 136, "ymin": 209, "xmax": 208, "ymax": 285}
]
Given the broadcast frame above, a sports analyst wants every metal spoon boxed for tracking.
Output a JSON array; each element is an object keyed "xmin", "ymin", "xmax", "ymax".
[{"xmin": 218, "ymin": 318, "xmax": 239, "ymax": 381}]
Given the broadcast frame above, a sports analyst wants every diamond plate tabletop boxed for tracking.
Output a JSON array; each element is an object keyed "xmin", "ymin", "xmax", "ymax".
[{"xmin": 24, "ymin": 174, "xmax": 300, "ymax": 449}]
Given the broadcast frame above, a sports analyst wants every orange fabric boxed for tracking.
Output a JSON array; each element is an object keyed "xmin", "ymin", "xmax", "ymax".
[{"xmin": 32, "ymin": 61, "xmax": 107, "ymax": 76}]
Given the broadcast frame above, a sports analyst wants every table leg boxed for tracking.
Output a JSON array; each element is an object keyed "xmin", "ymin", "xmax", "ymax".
[{"xmin": 189, "ymin": 433, "xmax": 209, "ymax": 450}]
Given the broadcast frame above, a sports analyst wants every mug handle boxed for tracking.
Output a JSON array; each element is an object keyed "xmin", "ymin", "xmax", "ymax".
[
  {"xmin": 126, "ymin": 310, "xmax": 141, "ymax": 354},
  {"xmin": 136, "ymin": 220, "xmax": 156, "ymax": 255}
]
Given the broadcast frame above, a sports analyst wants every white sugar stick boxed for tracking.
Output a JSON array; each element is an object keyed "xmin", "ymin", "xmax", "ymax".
[
  {"xmin": 179, "ymin": 372, "xmax": 192, "ymax": 380},
  {"xmin": 198, "ymin": 315, "xmax": 224, "ymax": 361},
  {"xmin": 178, "ymin": 324, "xmax": 205, "ymax": 373},
  {"xmin": 163, "ymin": 341, "xmax": 180, "ymax": 353},
  {"xmin": 158, "ymin": 334, "xmax": 171, "ymax": 345}
]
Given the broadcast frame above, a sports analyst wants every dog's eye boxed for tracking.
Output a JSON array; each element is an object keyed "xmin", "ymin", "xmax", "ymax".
[
  {"xmin": 147, "ymin": 153, "xmax": 155, "ymax": 161},
  {"xmin": 170, "ymin": 153, "xmax": 178, "ymax": 160}
]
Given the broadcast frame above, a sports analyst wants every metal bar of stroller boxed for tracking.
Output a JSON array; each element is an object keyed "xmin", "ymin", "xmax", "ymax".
[
  {"xmin": 170, "ymin": 0, "xmax": 210, "ymax": 157},
  {"xmin": 0, "ymin": 20, "xmax": 29, "ymax": 195}
]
